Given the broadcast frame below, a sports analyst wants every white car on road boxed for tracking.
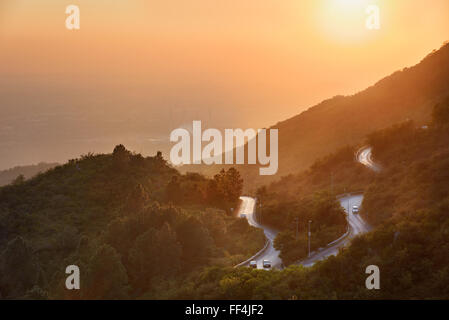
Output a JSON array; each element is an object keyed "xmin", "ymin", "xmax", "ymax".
[{"xmin": 263, "ymin": 260, "xmax": 272, "ymax": 269}]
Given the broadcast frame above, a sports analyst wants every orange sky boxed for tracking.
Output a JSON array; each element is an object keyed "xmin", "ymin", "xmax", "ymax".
[{"xmin": 0, "ymin": 0, "xmax": 448, "ymax": 168}]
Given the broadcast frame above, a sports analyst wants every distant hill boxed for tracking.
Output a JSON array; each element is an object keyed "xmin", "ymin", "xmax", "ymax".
[
  {"xmin": 0, "ymin": 146, "xmax": 263, "ymax": 299},
  {"xmin": 184, "ymin": 42, "xmax": 449, "ymax": 190},
  {"xmin": 273, "ymin": 42, "xmax": 449, "ymax": 172},
  {"xmin": 0, "ymin": 163, "xmax": 59, "ymax": 186}
]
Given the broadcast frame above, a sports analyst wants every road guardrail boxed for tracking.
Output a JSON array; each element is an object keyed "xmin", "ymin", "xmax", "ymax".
[{"xmin": 234, "ymin": 239, "xmax": 271, "ymax": 268}]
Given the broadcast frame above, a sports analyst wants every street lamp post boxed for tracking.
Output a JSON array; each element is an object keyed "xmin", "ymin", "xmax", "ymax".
[{"xmin": 308, "ymin": 220, "xmax": 312, "ymax": 257}]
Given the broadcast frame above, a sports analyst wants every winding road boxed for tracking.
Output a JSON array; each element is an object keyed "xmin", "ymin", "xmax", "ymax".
[
  {"xmin": 238, "ymin": 196, "xmax": 282, "ymax": 269},
  {"xmin": 236, "ymin": 146, "xmax": 378, "ymax": 269},
  {"xmin": 357, "ymin": 146, "xmax": 381, "ymax": 172}
]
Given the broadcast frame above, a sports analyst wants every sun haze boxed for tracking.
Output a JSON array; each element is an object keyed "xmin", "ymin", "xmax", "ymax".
[{"xmin": 0, "ymin": 0, "xmax": 448, "ymax": 168}]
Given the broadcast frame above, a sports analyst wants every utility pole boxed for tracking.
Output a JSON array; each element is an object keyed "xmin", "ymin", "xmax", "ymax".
[
  {"xmin": 308, "ymin": 220, "xmax": 312, "ymax": 257},
  {"xmin": 294, "ymin": 217, "xmax": 299, "ymax": 240}
]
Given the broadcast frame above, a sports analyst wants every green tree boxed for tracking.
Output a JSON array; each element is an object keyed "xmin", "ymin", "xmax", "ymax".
[
  {"xmin": 112, "ymin": 144, "xmax": 131, "ymax": 170},
  {"xmin": 12, "ymin": 174, "xmax": 25, "ymax": 185},
  {"xmin": 210, "ymin": 168, "xmax": 244, "ymax": 212},
  {"xmin": 0, "ymin": 237, "xmax": 40, "ymax": 298},
  {"xmin": 224, "ymin": 167, "xmax": 244, "ymax": 206},
  {"xmin": 274, "ymin": 231, "xmax": 307, "ymax": 265},
  {"xmin": 83, "ymin": 244, "xmax": 129, "ymax": 299},
  {"xmin": 128, "ymin": 224, "xmax": 181, "ymax": 293},
  {"xmin": 125, "ymin": 184, "xmax": 150, "ymax": 214},
  {"xmin": 176, "ymin": 216, "xmax": 213, "ymax": 269},
  {"xmin": 57, "ymin": 226, "xmax": 80, "ymax": 251},
  {"xmin": 166, "ymin": 175, "xmax": 182, "ymax": 204},
  {"xmin": 155, "ymin": 223, "xmax": 182, "ymax": 277},
  {"xmin": 432, "ymin": 96, "xmax": 449, "ymax": 127},
  {"xmin": 201, "ymin": 210, "xmax": 227, "ymax": 247}
]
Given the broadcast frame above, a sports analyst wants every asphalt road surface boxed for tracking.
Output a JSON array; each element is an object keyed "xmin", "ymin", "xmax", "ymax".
[
  {"xmin": 238, "ymin": 196, "xmax": 282, "ymax": 269},
  {"xmin": 357, "ymin": 146, "xmax": 381, "ymax": 172}
]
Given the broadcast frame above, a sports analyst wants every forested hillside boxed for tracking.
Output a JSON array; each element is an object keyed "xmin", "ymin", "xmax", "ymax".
[
  {"xmin": 272, "ymin": 41, "xmax": 449, "ymax": 177},
  {"xmin": 0, "ymin": 145, "xmax": 264, "ymax": 299},
  {"xmin": 166, "ymin": 99, "xmax": 449, "ymax": 299},
  {"xmin": 250, "ymin": 144, "xmax": 374, "ymax": 264},
  {"xmin": 361, "ymin": 96, "xmax": 449, "ymax": 226},
  {"xmin": 2, "ymin": 44, "xmax": 449, "ymax": 300},
  {"xmin": 187, "ymin": 42, "xmax": 449, "ymax": 190}
]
